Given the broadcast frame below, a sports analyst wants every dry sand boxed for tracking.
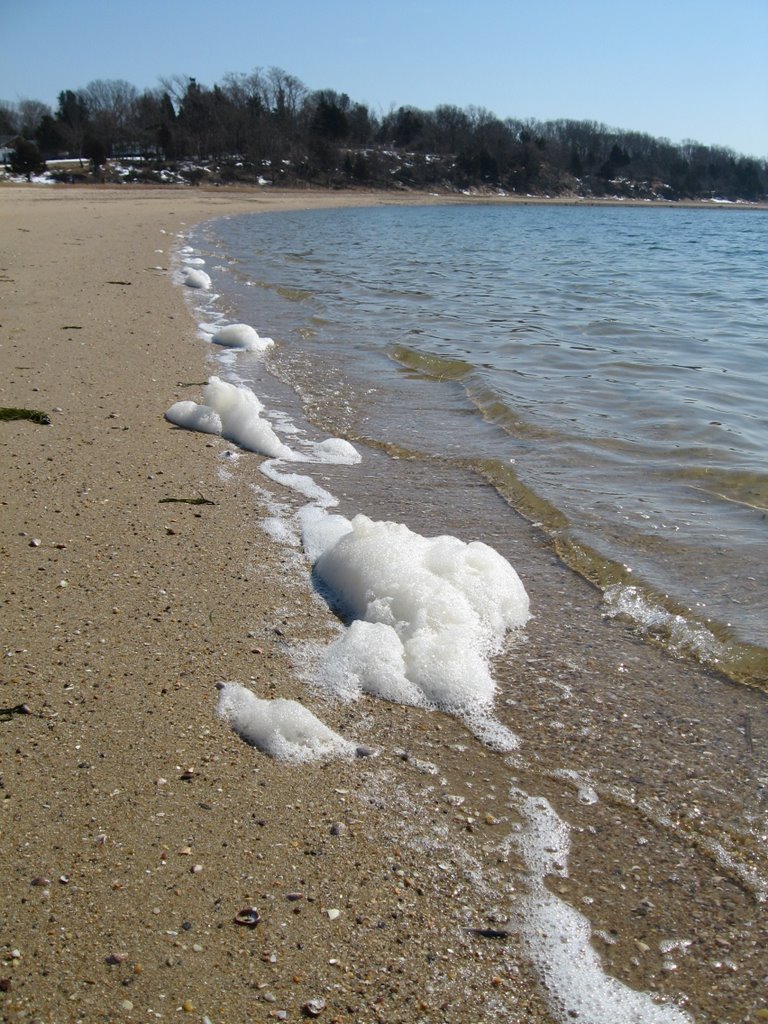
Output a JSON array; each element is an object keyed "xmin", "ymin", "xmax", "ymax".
[{"xmin": 0, "ymin": 186, "xmax": 551, "ymax": 1024}]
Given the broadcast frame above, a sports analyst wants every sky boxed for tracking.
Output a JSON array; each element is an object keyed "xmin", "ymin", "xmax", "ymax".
[{"xmin": 1, "ymin": 0, "xmax": 766, "ymax": 159}]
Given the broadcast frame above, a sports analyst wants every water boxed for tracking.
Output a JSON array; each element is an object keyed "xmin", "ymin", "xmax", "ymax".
[
  {"xmin": 183, "ymin": 202, "xmax": 768, "ymax": 1023},
  {"xmin": 199, "ymin": 202, "xmax": 768, "ymax": 688}
]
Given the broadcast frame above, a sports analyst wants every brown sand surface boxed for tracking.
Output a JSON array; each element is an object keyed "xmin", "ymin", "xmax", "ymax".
[{"xmin": 0, "ymin": 186, "xmax": 553, "ymax": 1024}]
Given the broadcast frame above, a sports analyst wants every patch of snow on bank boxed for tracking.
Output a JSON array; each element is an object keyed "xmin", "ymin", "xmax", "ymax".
[{"xmin": 215, "ymin": 682, "xmax": 356, "ymax": 762}]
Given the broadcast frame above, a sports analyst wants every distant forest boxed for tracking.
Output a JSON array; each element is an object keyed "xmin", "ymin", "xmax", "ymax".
[{"xmin": 2, "ymin": 68, "xmax": 766, "ymax": 200}]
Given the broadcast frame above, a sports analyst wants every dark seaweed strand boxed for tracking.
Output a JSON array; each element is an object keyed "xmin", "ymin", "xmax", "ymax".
[{"xmin": 0, "ymin": 408, "xmax": 51, "ymax": 425}]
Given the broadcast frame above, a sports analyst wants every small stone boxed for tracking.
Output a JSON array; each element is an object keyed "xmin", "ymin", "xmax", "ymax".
[
  {"xmin": 29, "ymin": 538, "xmax": 41, "ymax": 548},
  {"xmin": 263, "ymin": 991, "xmax": 277, "ymax": 1003},
  {"xmin": 326, "ymin": 908, "xmax": 340, "ymax": 920},
  {"xmin": 30, "ymin": 876, "xmax": 50, "ymax": 887},
  {"xmin": 105, "ymin": 953, "xmax": 127, "ymax": 965},
  {"xmin": 329, "ymin": 822, "xmax": 346, "ymax": 836},
  {"xmin": 182, "ymin": 999, "xmax": 195, "ymax": 1012},
  {"xmin": 443, "ymin": 794, "xmax": 464, "ymax": 807},
  {"xmin": 120, "ymin": 1000, "xmax": 134, "ymax": 1011},
  {"xmin": 191, "ymin": 864, "xmax": 203, "ymax": 874}
]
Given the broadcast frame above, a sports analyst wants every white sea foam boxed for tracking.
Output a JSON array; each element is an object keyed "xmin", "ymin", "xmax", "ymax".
[
  {"xmin": 301, "ymin": 510, "xmax": 528, "ymax": 748},
  {"xmin": 165, "ymin": 376, "xmax": 294, "ymax": 459},
  {"xmin": 165, "ymin": 377, "xmax": 361, "ymax": 469},
  {"xmin": 302, "ymin": 437, "xmax": 362, "ymax": 465},
  {"xmin": 178, "ymin": 266, "xmax": 212, "ymax": 290},
  {"xmin": 260, "ymin": 461, "xmax": 338, "ymax": 507},
  {"xmin": 215, "ymin": 682, "xmax": 356, "ymax": 762},
  {"xmin": 298, "ymin": 506, "xmax": 352, "ymax": 563},
  {"xmin": 262, "ymin": 516, "xmax": 301, "ymax": 546},
  {"xmin": 515, "ymin": 794, "xmax": 693, "ymax": 1024},
  {"xmin": 212, "ymin": 323, "xmax": 275, "ymax": 353},
  {"xmin": 164, "ymin": 400, "xmax": 222, "ymax": 435}
]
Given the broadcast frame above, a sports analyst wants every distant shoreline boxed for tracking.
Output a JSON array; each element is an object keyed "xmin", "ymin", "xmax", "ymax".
[{"xmin": 3, "ymin": 178, "xmax": 767, "ymax": 211}]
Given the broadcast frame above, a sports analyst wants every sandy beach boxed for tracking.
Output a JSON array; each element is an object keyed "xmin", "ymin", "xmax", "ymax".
[
  {"xmin": 0, "ymin": 185, "xmax": 555, "ymax": 1024},
  {"xmin": 2, "ymin": 185, "xmax": 766, "ymax": 1024}
]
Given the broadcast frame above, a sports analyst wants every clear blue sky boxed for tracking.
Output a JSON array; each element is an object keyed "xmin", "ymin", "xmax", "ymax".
[{"xmin": 1, "ymin": 0, "xmax": 766, "ymax": 158}]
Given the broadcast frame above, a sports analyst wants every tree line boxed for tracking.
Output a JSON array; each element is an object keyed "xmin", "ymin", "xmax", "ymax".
[{"xmin": 2, "ymin": 68, "xmax": 766, "ymax": 201}]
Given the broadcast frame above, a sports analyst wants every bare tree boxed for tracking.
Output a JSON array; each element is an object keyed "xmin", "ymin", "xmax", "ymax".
[
  {"xmin": 82, "ymin": 79, "xmax": 139, "ymax": 154},
  {"xmin": 17, "ymin": 98, "xmax": 52, "ymax": 139}
]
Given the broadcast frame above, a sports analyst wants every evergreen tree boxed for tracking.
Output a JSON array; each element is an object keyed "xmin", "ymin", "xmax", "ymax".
[{"xmin": 9, "ymin": 137, "xmax": 46, "ymax": 180}]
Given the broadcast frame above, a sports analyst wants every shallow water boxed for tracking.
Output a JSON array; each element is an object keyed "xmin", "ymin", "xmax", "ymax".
[
  {"xmin": 199, "ymin": 203, "xmax": 768, "ymax": 687},
  {"xmin": 181, "ymin": 204, "xmax": 768, "ymax": 1023}
]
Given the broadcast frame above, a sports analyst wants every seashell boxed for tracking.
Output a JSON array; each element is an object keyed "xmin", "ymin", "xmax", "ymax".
[
  {"xmin": 302, "ymin": 998, "xmax": 327, "ymax": 1017},
  {"xmin": 233, "ymin": 907, "xmax": 261, "ymax": 927}
]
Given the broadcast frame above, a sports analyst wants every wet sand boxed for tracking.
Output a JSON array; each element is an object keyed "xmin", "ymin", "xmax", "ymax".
[{"xmin": 1, "ymin": 184, "xmax": 766, "ymax": 1024}]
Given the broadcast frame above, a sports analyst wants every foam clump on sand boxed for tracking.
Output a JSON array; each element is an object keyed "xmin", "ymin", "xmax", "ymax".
[
  {"xmin": 178, "ymin": 266, "xmax": 212, "ymax": 290},
  {"xmin": 215, "ymin": 682, "xmax": 356, "ymax": 762},
  {"xmin": 212, "ymin": 323, "xmax": 275, "ymax": 353},
  {"xmin": 303, "ymin": 511, "xmax": 529, "ymax": 749},
  {"xmin": 165, "ymin": 376, "xmax": 294, "ymax": 458}
]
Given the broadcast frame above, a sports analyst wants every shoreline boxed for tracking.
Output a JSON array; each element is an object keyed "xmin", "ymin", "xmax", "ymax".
[
  {"xmin": 2, "ymin": 186, "xmax": 766, "ymax": 1024},
  {"xmin": 4, "ymin": 178, "xmax": 768, "ymax": 212},
  {"xmin": 0, "ymin": 185, "xmax": 553, "ymax": 1023}
]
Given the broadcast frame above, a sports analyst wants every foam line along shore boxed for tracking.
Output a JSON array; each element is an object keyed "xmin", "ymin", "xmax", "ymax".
[{"xmin": 1, "ymin": 185, "xmax": 560, "ymax": 1024}]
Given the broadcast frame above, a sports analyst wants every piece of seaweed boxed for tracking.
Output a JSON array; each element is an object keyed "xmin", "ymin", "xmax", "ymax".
[
  {"xmin": 0, "ymin": 703, "xmax": 31, "ymax": 722},
  {"xmin": 159, "ymin": 495, "xmax": 216, "ymax": 506},
  {"xmin": 0, "ymin": 407, "xmax": 51, "ymax": 425}
]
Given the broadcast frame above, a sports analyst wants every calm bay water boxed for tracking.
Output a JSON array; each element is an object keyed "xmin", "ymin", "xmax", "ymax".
[{"xmin": 198, "ymin": 202, "xmax": 767, "ymax": 689}]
